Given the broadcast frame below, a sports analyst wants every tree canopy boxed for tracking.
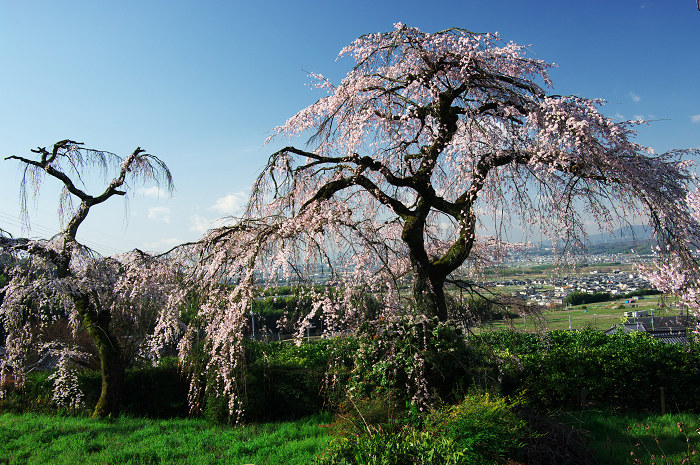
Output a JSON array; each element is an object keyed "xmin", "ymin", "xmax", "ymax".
[{"xmin": 191, "ymin": 24, "xmax": 699, "ymax": 319}]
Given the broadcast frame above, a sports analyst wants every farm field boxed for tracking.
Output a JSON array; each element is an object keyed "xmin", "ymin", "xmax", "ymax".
[
  {"xmin": 456, "ymin": 259, "xmax": 685, "ymax": 334},
  {"xmin": 543, "ymin": 295, "xmax": 669, "ymax": 331},
  {"xmin": 475, "ymin": 294, "xmax": 674, "ymax": 333}
]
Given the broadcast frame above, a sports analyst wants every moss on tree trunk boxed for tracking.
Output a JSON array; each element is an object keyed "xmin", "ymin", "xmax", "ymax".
[
  {"xmin": 413, "ymin": 270, "xmax": 448, "ymax": 321},
  {"xmin": 74, "ymin": 295, "xmax": 124, "ymax": 418}
]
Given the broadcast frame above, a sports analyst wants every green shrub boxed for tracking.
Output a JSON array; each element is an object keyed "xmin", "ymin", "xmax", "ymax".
[
  {"xmin": 123, "ymin": 359, "xmax": 188, "ymax": 417},
  {"xmin": 1, "ymin": 360, "xmax": 188, "ymax": 418},
  {"xmin": 471, "ymin": 329, "xmax": 700, "ymax": 412},
  {"xmin": 347, "ymin": 318, "xmax": 476, "ymax": 412},
  {"xmin": 316, "ymin": 395, "xmax": 527, "ymax": 465},
  {"xmin": 198, "ymin": 338, "xmax": 355, "ymax": 423},
  {"xmin": 0, "ymin": 371, "xmax": 55, "ymax": 414},
  {"xmin": 244, "ymin": 338, "xmax": 337, "ymax": 421},
  {"xmin": 78, "ymin": 361, "xmax": 189, "ymax": 418}
]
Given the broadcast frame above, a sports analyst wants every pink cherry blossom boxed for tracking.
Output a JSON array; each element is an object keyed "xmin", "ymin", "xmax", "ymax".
[{"xmin": 183, "ymin": 25, "xmax": 700, "ymax": 415}]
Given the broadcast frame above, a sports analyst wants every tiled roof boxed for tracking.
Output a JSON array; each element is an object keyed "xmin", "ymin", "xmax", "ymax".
[
  {"xmin": 605, "ymin": 319, "xmax": 692, "ymax": 344},
  {"xmin": 0, "ymin": 346, "xmax": 61, "ymax": 371}
]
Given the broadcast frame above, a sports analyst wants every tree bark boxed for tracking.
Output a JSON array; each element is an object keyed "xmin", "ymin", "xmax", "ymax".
[
  {"xmin": 74, "ymin": 296, "xmax": 124, "ymax": 418},
  {"xmin": 412, "ymin": 267, "xmax": 448, "ymax": 321},
  {"xmin": 402, "ymin": 210, "xmax": 450, "ymax": 321},
  {"xmin": 402, "ymin": 204, "xmax": 475, "ymax": 321},
  {"xmin": 91, "ymin": 337, "xmax": 125, "ymax": 419}
]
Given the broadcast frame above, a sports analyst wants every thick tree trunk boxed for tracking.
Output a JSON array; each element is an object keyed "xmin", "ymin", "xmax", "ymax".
[
  {"xmin": 74, "ymin": 295, "xmax": 124, "ymax": 418},
  {"xmin": 412, "ymin": 266, "xmax": 448, "ymax": 321},
  {"xmin": 402, "ymin": 210, "xmax": 452, "ymax": 321},
  {"xmin": 91, "ymin": 334, "xmax": 125, "ymax": 418}
]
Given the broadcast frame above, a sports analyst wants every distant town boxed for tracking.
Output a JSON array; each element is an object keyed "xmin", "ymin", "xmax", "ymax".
[
  {"xmin": 482, "ymin": 266, "xmax": 651, "ymax": 307},
  {"xmin": 443, "ymin": 227, "xmax": 666, "ymax": 305}
]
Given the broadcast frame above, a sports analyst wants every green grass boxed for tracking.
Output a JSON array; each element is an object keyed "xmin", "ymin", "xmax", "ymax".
[
  {"xmin": 3, "ymin": 408, "xmax": 699, "ymax": 464},
  {"xmin": 558, "ymin": 410, "xmax": 700, "ymax": 464},
  {"xmin": 473, "ymin": 294, "xmax": 676, "ymax": 333},
  {"xmin": 0, "ymin": 412, "xmax": 333, "ymax": 464},
  {"xmin": 540, "ymin": 294, "xmax": 667, "ymax": 331}
]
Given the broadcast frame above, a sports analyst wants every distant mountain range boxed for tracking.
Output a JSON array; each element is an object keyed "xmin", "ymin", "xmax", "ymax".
[
  {"xmin": 528, "ymin": 225, "xmax": 655, "ymax": 255},
  {"xmin": 586, "ymin": 225, "xmax": 652, "ymax": 244}
]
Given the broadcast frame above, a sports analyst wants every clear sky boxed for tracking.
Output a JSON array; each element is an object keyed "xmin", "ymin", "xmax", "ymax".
[{"xmin": 1, "ymin": 0, "xmax": 699, "ymax": 255}]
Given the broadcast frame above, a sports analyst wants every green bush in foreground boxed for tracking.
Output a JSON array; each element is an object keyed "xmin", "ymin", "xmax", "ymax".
[
  {"xmin": 316, "ymin": 394, "xmax": 527, "ymax": 465},
  {"xmin": 346, "ymin": 319, "xmax": 476, "ymax": 411},
  {"xmin": 0, "ymin": 359, "xmax": 189, "ymax": 419},
  {"xmin": 6, "ymin": 328, "xmax": 700, "ymax": 426}
]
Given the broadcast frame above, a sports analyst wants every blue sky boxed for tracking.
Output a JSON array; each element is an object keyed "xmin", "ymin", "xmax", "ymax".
[{"xmin": 1, "ymin": 1, "xmax": 699, "ymax": 255}]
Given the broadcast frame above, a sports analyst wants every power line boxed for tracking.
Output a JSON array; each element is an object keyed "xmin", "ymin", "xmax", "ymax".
[
  {"xmin": 0, "ymin": 210, "xmax": 128, "ymax": 256},
  {"xmin": 0, "ymin": 193, "xmax": 152, "ymax": 252}
]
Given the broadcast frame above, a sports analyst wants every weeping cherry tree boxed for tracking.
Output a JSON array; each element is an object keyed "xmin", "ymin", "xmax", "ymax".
[
  {"xmin": 0, "ymin": 140, "xmax": 182, "ymax": 418},
  {"xmin": 179, "ymin": 24, "xmax": 699, "ymax": 416}
]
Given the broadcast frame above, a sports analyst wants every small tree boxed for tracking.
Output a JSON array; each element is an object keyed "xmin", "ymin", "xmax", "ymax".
[
  {"xmin": 181, "ymin": 24, "xmax": 699, "ymax": 416},
  {"xmin": 0, "ymin": 140, "xmax": 181, "ymax": 418}
]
